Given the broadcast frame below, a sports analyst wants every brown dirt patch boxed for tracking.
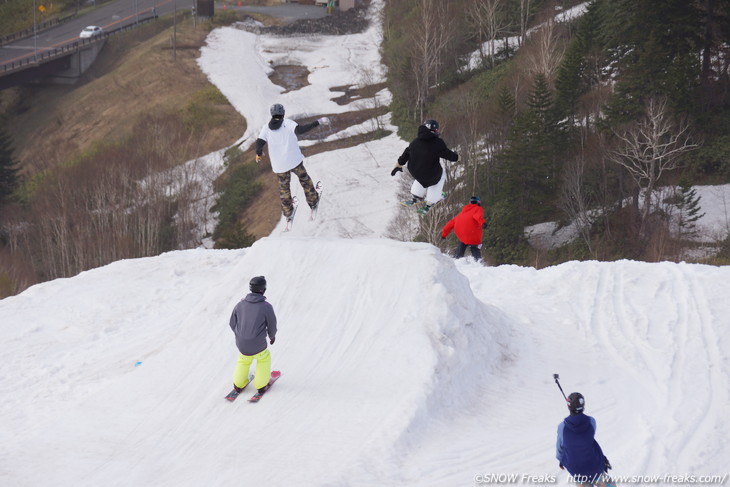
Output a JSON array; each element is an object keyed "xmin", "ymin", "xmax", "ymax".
[
  {"xmin": 269, "ymin": 64, "xmax": 311, "ymax": 93},
  {"xmin": 331, "ymin": 82, "xmax": 388, "ymax": 105}
]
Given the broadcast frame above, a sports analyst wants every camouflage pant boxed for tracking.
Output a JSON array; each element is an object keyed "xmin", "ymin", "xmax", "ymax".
[{"xmin": 276, "ymin": 162, "xmax": 319, "ymax": 218}]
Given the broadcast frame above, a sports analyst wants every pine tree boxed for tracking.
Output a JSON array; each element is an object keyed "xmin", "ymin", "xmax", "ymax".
[
  {"xmin": 603, "ymin": 0, "xmax": 703, "ymax": 122},
  {"xmin": 493, "ymin": 75, "xmax": 562, "ymax": 226},
  {"xmin": 676, "ymin": 176, "xmax": 705, "ymax": 240},
  {"xmin": 0, "ymin": 129, "xmax": 19, "ymax": 204},
  {"xmin": 554, "ymin": 40, "xmax": 584, "ymax": 121}
]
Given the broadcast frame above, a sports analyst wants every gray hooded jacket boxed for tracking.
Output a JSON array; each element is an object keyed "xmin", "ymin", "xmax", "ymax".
[{"xmin": 229, "ymin": 293, "xmax": 277, "ymax": 356}]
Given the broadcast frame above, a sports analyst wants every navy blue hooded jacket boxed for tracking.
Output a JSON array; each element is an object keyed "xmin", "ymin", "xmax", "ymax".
[{"xmin": 556, "ymin": 413, "xmax": 606, "ymax": 479}]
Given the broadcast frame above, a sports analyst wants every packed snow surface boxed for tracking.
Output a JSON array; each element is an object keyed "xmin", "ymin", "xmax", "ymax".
[
  {"xmin": 2, "ymin": 240, "xmax": 730, "ymax": 486},
  {"xmin": 2, "ymin": 1, "xmax": 730, "ymax": 486}
]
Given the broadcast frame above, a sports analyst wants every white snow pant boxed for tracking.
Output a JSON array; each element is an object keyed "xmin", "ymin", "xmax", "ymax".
[{"xmin": 410, "ymin": 169, "xmax": 446, "ymax": 205}]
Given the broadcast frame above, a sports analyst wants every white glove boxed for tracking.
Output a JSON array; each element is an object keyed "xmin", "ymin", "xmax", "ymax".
[{"xmin": 317, "ymin": 117, "xmax": 330, "ymax": 125}]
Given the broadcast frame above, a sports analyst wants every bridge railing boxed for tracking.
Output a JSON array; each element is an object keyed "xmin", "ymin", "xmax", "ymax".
[
  {"xmin": 0, "ymin": 13, "xmax": 78, "ymax": 47},
  {"xmin": 0, "ymin": 14, "xmax": 159, "ymax": 77}
]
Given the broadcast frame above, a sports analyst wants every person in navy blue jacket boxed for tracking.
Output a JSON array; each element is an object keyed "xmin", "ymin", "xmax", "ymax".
[{"xmin": 556, "ymin": 392, "xmax": 613, "ymax": 486}]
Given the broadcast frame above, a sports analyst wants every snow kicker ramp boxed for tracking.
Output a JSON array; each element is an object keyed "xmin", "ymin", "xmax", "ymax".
[{"xmin": 0, "ymin": 237, "xmax": 508, "ymax": 486}]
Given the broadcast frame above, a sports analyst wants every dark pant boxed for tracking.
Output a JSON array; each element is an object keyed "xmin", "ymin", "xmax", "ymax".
[
  {"xmin": 455, "ymin": 241, "xmax": 482, "ymax": 260},
  {"xmin": 276, "ymin": 162, "xmax": 319, "ymax": 218}
]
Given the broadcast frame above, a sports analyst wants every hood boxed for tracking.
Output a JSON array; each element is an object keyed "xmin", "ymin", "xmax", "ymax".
[
  {"xmin": 416, "ymin": 125, "xmax": 439, "ymax": 140},
  {"xmin": 461, "ymin": 203, "xmax": 482, "ymax": 214},
  {"xmin": 244, "ymin": 293, "xmax": 267, "ymax": 303},
  {"xmin": 563, "ymin": 413, "xmax": 592, "ymax": 434},
  {"xmin": 268, "ymin": 117, "xmax": 284, "ymax": 130}
]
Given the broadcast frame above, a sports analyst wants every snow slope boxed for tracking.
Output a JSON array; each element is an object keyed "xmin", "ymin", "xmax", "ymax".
[
  {"xmin": 2, "ymin": 241, "xmax": 730, "ymax": 486},
  {"xmin": 2, "ymin": 1, "xmax": 730, "ymax": 486}
]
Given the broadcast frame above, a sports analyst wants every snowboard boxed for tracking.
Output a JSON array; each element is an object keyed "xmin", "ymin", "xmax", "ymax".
[
  {"xmin": 248, "ymin": 370, "xmax": 282, "ymax": 403},
  {"xmin": 284, "ymin": 197, "xmax": 299, "ymax": 232},
  {"xmin": 400, "ymin": 192, "xmax": 446, "ymax": 214},
  {"xmin": 310, "ymin": 181, "xmax": 324, "ymax": 220},
  {"xmin": 224, "ymin": 374, "xmax": 255, "ymax": 402}
]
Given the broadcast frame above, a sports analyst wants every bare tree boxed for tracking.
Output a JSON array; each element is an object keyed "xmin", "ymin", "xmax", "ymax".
[
  {"xmin": 608, "ymin": 98, "xmax": 699, "ymax": 234},
  {"xmin": 560, "ymin": 150, "xmax": 595, "ymax": 256},
  {"xmin": 466, "ymin": 0, "xmax": 506, "ymax": 69},
  {"xmin": 519, "ymin": 0, "xmax": 532, "ymax": 47},
  {"xmin": 525, "ymin": 16, "xmax": 565, "ymax": 81},
  {"xmin": 409, "ymin": 0, "xmax": 454, "ymax": 120}
]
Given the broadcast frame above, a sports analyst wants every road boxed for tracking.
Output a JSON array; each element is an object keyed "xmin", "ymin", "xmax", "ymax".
[{"xmin": 0, "ymin": 0, "xmax": 189, "ymax": 67}]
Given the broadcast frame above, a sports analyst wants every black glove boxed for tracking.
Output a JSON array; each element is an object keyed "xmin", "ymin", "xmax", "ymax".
[
  {"xmin": 604, "ymin": 457, "xmax": 612, "ymax": 471},
  {"xmin": 391, "ymin": 165, "xmax": 403, "ymax": 176},
  {"xmin": 559, "ymin": 463, "xmax": 564, "ymax": 470},
  {"xmin": 482, "ymin": 222, "xmax": 487, "ymax": 229},
  {"xmin": 441, "ymin": 236, "xmax": 446, "ymax": 239},
  {"xmin": 270, "ymin": 337, "xmax": 276, "ymax": 345}
]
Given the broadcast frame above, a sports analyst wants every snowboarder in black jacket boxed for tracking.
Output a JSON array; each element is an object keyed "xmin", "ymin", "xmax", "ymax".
[{"xmin": 391, "ymin": 119, "xmax": 459, "ymax": 213}]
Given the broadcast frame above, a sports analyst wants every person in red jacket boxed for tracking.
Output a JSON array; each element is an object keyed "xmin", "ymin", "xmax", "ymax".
[{"xmin": 441, "ymin": 196, "xmax": 486, "ymax": 260}]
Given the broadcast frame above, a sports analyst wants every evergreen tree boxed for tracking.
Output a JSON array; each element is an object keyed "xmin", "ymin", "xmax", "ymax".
[
  {"xmin": 602, "ymin": 0, "xmax": 703, "ymax": 121},
  {"xmin": 496, "ymin": 85, "xmax": 516, "ymax": 120},
  {"xmin": 493, "ymin": 74, "xmax": 563, "ymax": 226},
  {"xmin": 0, "ymin": 129, "xmax": 19, "ymax": 204},
  {"xmin": 554, "ymin": 40, "xmax": 585, "ymax": 121},
  {"xmin": 676, "ymin": 176, "xmax": 705, "ymax": 240},
  {"xmin": 555, "ymin": 0, "xmax": 605, "ymax": 121},
  {"xmin": 527, "ymin": 73, "xmax": 554, "ymax": 126}
]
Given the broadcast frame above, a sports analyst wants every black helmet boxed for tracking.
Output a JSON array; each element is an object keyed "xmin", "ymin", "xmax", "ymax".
[
  {"xmin": 270, "ymin": 103, "xmax": 285, "ymax": 117},
  {"xmin": 423, "ymin": 119, "xmax": 439, "ymax": 132},
  {"xmin": 249, "ymin": 276, "xmax": 267, "ymax": 294},
  {"xmin": 469, "ymin": 196, "xmax": 481, "ymax": 206},
  {"xmin": 567, "ymin": 392, "xmax": 585, "ymax": 413}
]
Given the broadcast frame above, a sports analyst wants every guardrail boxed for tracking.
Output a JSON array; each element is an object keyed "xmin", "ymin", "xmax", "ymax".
[
  {"xmin": 0, "ymin": 13, "xmax": 77, "ymax": 47},
  {"xmin": 0, "ymin": 14, "xmax": 158, "ymax": 77}
]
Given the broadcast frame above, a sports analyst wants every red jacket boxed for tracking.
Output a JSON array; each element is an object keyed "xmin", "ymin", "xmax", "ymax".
[{"xmin": 441, "ymin": 203, "xmax": 485, "ymax": 245}]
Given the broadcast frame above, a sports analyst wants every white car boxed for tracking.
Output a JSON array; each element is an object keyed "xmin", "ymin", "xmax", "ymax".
[{"xmin": 79, "ymin": 26, "xmax": 103, "ymax": 39}]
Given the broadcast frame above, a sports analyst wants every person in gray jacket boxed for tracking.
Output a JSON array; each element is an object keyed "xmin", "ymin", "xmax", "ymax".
[{"xmin": 229, "ymin": 276, "xmax": 277, "ymax": 395}]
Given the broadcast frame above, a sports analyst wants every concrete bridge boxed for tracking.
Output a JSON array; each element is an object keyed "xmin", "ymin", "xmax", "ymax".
[
  {"xmin": 0, "ymin": 0, "xmax": 175, "ymax": 91},
  {"xmin": 0, "ymin": 36, "xmax": 108, "ymax": 90}
]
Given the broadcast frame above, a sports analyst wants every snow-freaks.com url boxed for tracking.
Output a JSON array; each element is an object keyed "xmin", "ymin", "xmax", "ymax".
[
  {"xmin": 473, "ymin": 473, "xmax": 728, "ymax": 484},
  {"xmin": 608, "ymin": 474, "xmax": 728, "ymax": 484}
]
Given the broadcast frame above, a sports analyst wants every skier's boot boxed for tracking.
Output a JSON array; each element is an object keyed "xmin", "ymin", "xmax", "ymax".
[{"xmin": 417, "ymin": 204, "xmax": 432, "ymax": 214}]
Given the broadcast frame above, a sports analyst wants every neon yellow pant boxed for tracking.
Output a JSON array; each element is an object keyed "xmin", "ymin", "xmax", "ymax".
[{"xmin": 233, "ymin": 349, "xmax": 271, "ymax": 390}]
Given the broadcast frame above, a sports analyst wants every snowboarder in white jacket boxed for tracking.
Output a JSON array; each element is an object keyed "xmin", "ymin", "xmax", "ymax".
[
  {"xmin": 255, "ymin": 103, "xmax": 328, "ymax": 222},
  {"xmin": 229, "ymin": 276, "xmax": 277, "ymax": 394}
]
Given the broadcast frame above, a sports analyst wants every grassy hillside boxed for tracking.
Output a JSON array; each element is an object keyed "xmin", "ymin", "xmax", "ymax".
[{"xmin": 0, "ymin": 12, "xmax": 254, "ymax": 297}]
